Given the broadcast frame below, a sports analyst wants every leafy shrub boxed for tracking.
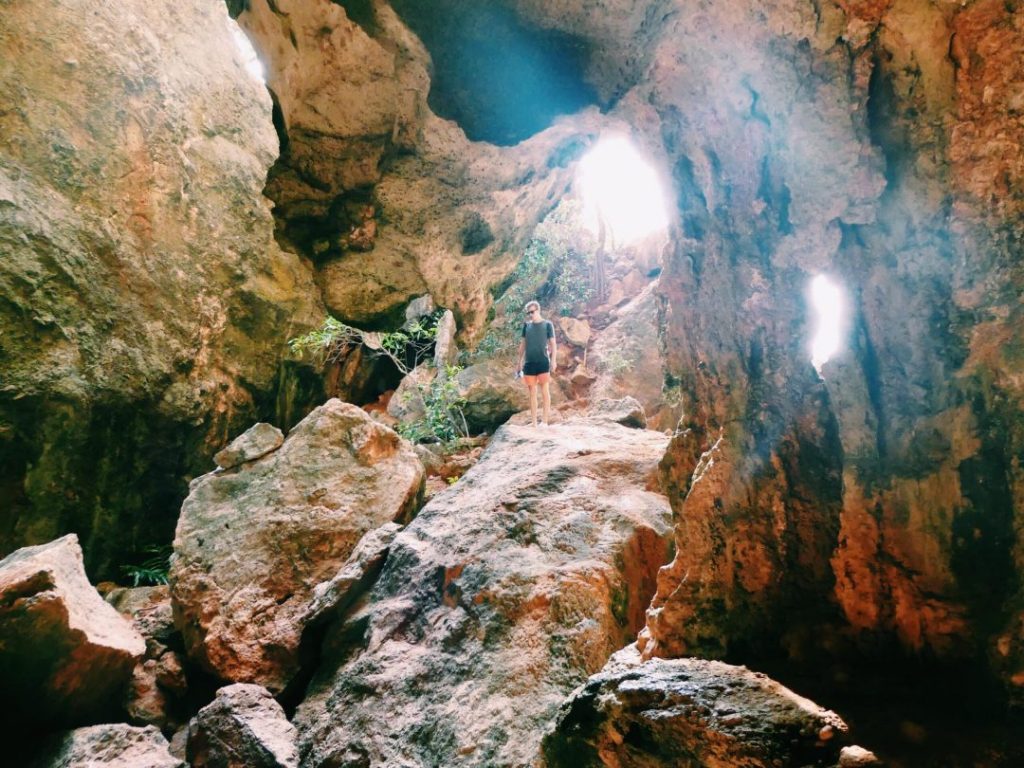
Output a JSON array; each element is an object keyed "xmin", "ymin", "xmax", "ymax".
[{"xmin": 121, "ymin": 545, "xmax": 171, "ymax": 587}]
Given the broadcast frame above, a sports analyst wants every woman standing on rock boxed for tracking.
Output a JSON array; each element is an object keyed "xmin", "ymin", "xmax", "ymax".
[{"xmin": 517, "ymin": 300, "xmax": 557, "ymax": 426}]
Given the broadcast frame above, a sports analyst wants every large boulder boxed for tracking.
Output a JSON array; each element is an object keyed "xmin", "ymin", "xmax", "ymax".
[
  {"xmin": 543, "ymin": 646, "xmax": 855, "ymax": 768},
  {"xmin": 0, "ymin": 0, "xmax": 323, "ymax": 579},
  {"xmin": 170, "ymin": 400, "xmax": 424, "ymax": 692},
  {"xmin": 456, "ymin": 357, "xmax": 565, "ymax": 432},
  {"xmin": 187, "ymin": 684, "xmax": 298, "ymax": 768},
  {"xmin": 294, "ymin": 413, "xmax": 674, "ymax": 767},
  {"xmin": 0, "ymin": 535, "xmax": 145, "ymax": 728},
  {"xmin": 29, "ymin": 724, "xmax": 183, "ymax": 768}
]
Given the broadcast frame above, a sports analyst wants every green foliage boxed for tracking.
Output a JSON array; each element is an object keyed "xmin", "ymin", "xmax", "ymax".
[
  {"xmin": 120, "ymin": 545, "xmax": 171, "ymax": 587},
  {"xmin": 287, "ymin": 316, "xmax": 360, "ymax": 366},
  {"xmin": 396, "ymin": 365, "xmax": 469, "ymax": 444},
  {"xmin": 289, "ymin": 312, "xmax": 442, "ymax": 374}
]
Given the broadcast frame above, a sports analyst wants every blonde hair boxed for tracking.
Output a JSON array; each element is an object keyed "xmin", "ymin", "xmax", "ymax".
[{"xmin": 524, "ymin": 300, "xmax": 540, "ymax": 312}]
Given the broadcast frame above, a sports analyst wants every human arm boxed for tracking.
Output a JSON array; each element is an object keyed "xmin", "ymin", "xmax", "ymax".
[
  {"xmin": 516, "ymin": 336, "xmax": 525, "ymax": 373},
  {"xmin": 547, "ymin": 322, "xmax": 557, "ymax": 373}
]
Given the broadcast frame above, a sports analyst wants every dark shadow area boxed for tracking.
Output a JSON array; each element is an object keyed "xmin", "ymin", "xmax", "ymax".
[
  {"xmin": 391, "ymin": 0, "xmax": 597, "ymax": 145},
  {"xmin": 758, "ymin": 654, "xmax": 1024, "ymax": 768}
]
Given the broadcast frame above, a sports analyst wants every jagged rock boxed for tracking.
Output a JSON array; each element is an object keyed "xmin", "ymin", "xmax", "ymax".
[
  {"xmin": 170, "ymin": 400, "xmax": 424, "ymax": 692},
  {"xmin": 0, "ymin": 535, "xmax": 145, "ymax": 728},
  {"xmin": 187, "ymin": 684, "xmax": 298, "ymax": 768},
  {"xmin": 294, "ymin": 414, "xmax": 673, "ymax": 767},
  {"xmin": 0, "ymin": 0, "xmax": 323, "ymax": 578},
  {"xmin": 543, "ymin": 646, "xmax": 852, "ymax": 768},
  {"xmin": 106, "ymin": 586, "xmax": 189, "ymax": 729},
  {"xmin": 214, "ymin": 424, "xmax": 285, "ymax": 470},
  {"xmin": 30, "ymin": 724, "xmax": 183, "ymax": 768},
  {"xmin": 386, "ymin": 365, "xmax": 434, "ymax": 425},
  {"xmin": 306, "ymin": 523, "xmax": 403, "ymax": 627},
  {"xmin": 405, "ymin": 295, "xmax": 436, "ymax": 324},
  {"xmin": 433, "ymin": 309, "xmax": 458, "ymax": 368},
  {"xmin": 586, "ymin": 397, "xmax": 648, "ymax": 429},
  {"xmin": 558, "ymin": 316, "xmax": 591, "ymax": 348}
]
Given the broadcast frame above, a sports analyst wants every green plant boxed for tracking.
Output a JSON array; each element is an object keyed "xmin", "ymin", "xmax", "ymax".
[
  {"xmin": 121, "ymin": 545, "xmax": 171, "ymax": 587},
  {"xmin": 290, "ymin": 312, "xmax": 442, "ymax": 375},
  {"xmin": 395, "ymin": 365, "xmax": 469, "ymax": 444}
]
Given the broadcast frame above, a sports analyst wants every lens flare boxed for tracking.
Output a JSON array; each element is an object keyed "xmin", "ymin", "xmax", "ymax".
[
  {"xmin": 809, "ymin": 274, "xmax": 843, "ymax": 373},
  {"xmin": 578, "ymin": 136, "xmax": 669, "ymax": 246}
]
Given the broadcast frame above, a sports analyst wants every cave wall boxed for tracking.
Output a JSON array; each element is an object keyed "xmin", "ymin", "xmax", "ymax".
[
  {"xmin": 594, "ymin": 0, "xmax": 1024, "ymax": 701},
  {"xmin": 233, "ymin": 0, "xmax": 611, "ymax": 336},
  {"xmin": 0, "ymin": 0, "xmax": 324, "ymax": 578}
]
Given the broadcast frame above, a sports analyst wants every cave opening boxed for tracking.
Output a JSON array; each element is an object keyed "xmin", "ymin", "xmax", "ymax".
[
  {"xmin": 390, "ymin": 0, "xmax": 598, "ymax": 145},
  {"xmin": 577, "ymin": 135, "xmax": 670, "ymax": 247}
]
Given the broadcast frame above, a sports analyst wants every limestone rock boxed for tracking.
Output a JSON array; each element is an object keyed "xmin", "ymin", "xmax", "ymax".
[
  {"xmin": 405, "ymin": 295, "xmax": 436, "ymax": 324},
  {"xmin": 0, "ymin": 0, "xmax": 322, "ymax": 579},
  {"xmin": 306, "ymin": 522, "xmax": 403, "ymax": 627},
  {"xmin": 187, "ymin": 684, "xmax": 298, "ymax": 768},
  {"xmin": 839, "ymin": 745, "xmax": 883, "ymax": 767},
  {"xmin": 106, "ymin": 586, "xmax": 188, "ymax": 730},
  {"xmin": 543, "ymin": 646, "xmax": 851, "ymax": 768},
  {"xmin": 294, "ymin": 414, "xmax": 673, "ymax": 767},
  {"xmin": 0, "ymin": 535, "xmax": 145, "ymax": 727},
  {"xmin": 456, "ymin": 357, "xmax": 565, "ymax": 432},
  {"xmin": 170, "ymin": 400, "xmax": 424, "ymax": 692},
  {"xmin": 30, "ymin": 724, "xmax": 183, "ymax": 768},
  {"xmin": 214, "ymin": 424, "xmax": 285, "ymax": 470},
  {"xmin": 386, "ymin": 365, "xmax": 434, "ymax": 426},
  {"xmin": 433, "ymin": 309, "xmax": 459, "ymax": 368},
  {"xmin": 558, "ymin": 316, "xmax": 591, "ymax": 348},
  {"xmin": 586, "ymin": 397, "xmax": 648, "ymax": 430}
]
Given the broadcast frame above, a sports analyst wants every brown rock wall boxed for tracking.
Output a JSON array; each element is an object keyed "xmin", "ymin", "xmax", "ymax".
[
  {"xmin": 0, "ymin": 0, "xmax": 323, "ymax": 577},
  {"xmin": 622, "ymin": 0, "xmax": 1024, "ymax": 702}
]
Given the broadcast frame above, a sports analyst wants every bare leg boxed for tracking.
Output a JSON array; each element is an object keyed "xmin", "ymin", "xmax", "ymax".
[
  {"xmin": 528, "ymin": 383, "xmax": 538, "ymax": 426},
  {"xmin": 541, "ymin": 380, "xmax": 551, "ymax": 425}
]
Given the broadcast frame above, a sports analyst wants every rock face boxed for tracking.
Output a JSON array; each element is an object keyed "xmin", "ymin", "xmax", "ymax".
[
  {"xmin": 543, "ymin": 647, "xmax": 851, "ymax": 768},
  {"xmin": 0, "ymin": 534, "xmax": 145, "ymax": 728},
  {"xmin": 215, "ymin": 424, "xmax": 285, "ymax": 470},
  {"xmin": 30, "ymin": 724, "xmax": 183, "ymax": 768},
  {"xmin": 0, "ymin": 0, "xmax": 322, "ymax": 579},
  {"xmin": 187, "ymin": 684, "xmax": 299, "ymax": 768},
  {"xmin": 294, "ymin": 415, "xmax": 673, "ymax": 767},
  {"xmin": 561, "ymin": 0, "xmax": 1024, "ymax": 705},
  {"xmin": 170, "ymin": 401, "xmax": 424, "ymax": 692}
]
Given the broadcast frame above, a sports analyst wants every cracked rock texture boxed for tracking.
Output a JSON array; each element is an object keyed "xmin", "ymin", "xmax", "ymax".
[
  {"xmin": 29, "ymin": 724, "xmax": 183, "ymax": 768},
  {"xmin": 0, "ymin": 0, "xmax": 323, "ymax": 579},
  {"xmin": 294, "ymin": 413, "xmax": 673, "ymax": 767},
  {"xmin": 187, "ymin": 683, "xmax": 299, "ymax": 768},
  {"xmin": 170, "ymin": 400, "xmax": 423, "ymax": 693},
  {"xmin": 543, "ymin": 646, "xmax": 853, "ymax": 768}
]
